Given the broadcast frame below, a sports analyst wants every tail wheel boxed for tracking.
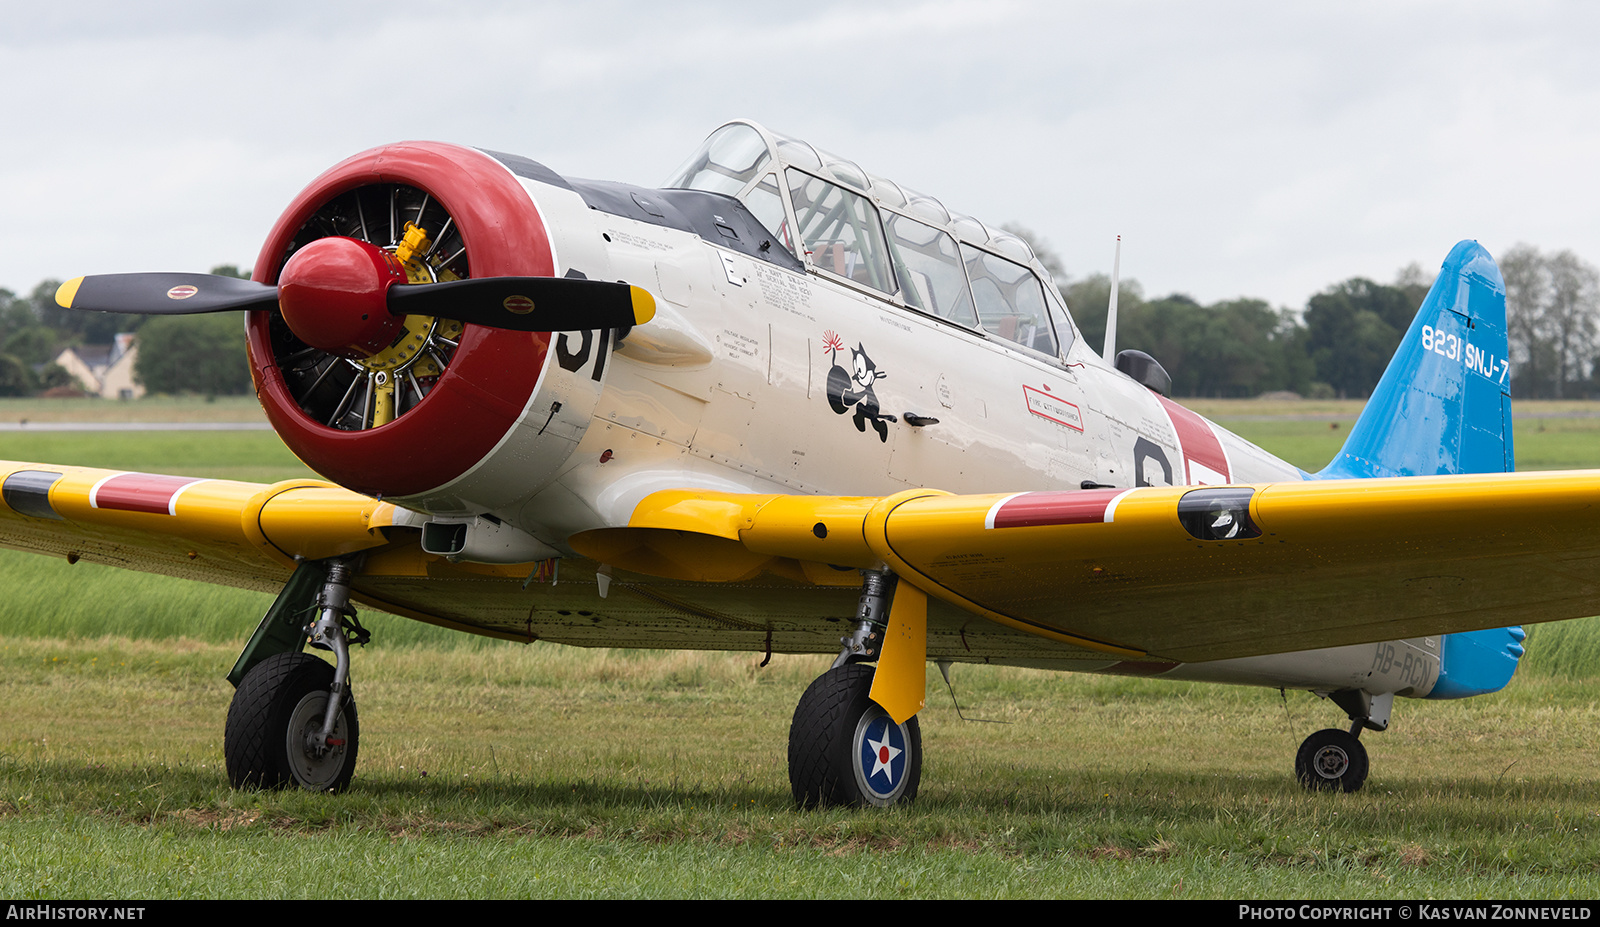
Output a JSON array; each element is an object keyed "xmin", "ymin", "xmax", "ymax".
[
  {"xmin": 267, "ymin": 183, "xmax": 470, "ymax": 431},
  {"xmin": 224, "ymin": 652, "xmax": 359, "ymax": 793},
  {"xmin": 789, "ymin": 664, "xmax": 921, "ymax": 808},
  {"xmin": 1295, "ymin": 728, "xmax": 1368, "ymax": 793}
]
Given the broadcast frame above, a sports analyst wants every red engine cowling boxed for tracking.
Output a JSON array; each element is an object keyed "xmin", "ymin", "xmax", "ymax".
[{"xmin": 247, "ymin": 142, "xmax": 555, "ymax": 499}]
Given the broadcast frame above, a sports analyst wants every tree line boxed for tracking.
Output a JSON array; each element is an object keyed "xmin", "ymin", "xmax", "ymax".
[
  {"xmin": 1, "ymin": 246, "xmax": 1596, "ymax": 400},
  {"xmin": 1045, "ymin": 237, "xmax": 1598, "ymax": 400},
  {"xmin": 1060, "ymin": 265, "xmax": 1431, "ymax": 399}
]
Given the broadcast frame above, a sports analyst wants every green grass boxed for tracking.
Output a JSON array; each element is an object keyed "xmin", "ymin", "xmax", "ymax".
[
  {"xmin": 4, "ymin": 401, "xmax": 1600, "ymax": 897},
  {"xmin": 0, "ymin": 431, "xmax": 316, "ymax": 483},
  {"xmin": 0, "ymin": 550, "xmax": 477, "ymax": 648},
  {"xmin": 1216, "ymin": 418, "xmax": 1353, "ymax": 472},
  {"xmin": 0, "ymin": 395, "xmax": 266, "ymax": 423},
  {"xmin": 2, "ymin": 638, "xmax": 1600, "ymax": 897},
  {"xmin": 1517, "ymin": 618, "xmax": 1600, "ymax": 679},
  {"xmin": 1206, "ymin": 405, "xmax": 1600, "ymax": 474},
  {"xmin": 1506, "ymin": 415, "xmax": 1600, "ymax": 471},
  {"xmin": 1212, "ymin": 417, "xmax": 1600, "ymax": 474}
]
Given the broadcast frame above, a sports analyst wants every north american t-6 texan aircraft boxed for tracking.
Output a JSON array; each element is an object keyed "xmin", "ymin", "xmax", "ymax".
[{"xmin": 0, "ymin": 119, "xmax": 1568, "ymax": 806}]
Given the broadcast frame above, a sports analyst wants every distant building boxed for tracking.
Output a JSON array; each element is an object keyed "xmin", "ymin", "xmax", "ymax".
[{"xmin": 53, "ymin": 333, "xmax": 145, "ymax": 400}]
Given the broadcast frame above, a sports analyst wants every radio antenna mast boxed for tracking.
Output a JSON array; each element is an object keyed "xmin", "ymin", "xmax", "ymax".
[{"xmin": 1101, "ymin": 235, "xmax": 1122, "ymax": 359}]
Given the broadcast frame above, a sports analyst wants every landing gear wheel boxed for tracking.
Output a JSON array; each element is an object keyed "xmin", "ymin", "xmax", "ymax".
[
  {"xmin": 224, "ymin": 652, "xmax": 359, "ymax": 793},
  {"xmin": 1295, "ymin": 728, "xmax": 1367, "ymax": 793},
  {"xmin": 789, "ymin": 664, "xmax": 920, "ymax": 808}
]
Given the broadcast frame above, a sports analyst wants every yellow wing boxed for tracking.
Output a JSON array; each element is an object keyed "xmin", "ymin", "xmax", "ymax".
[
  {"xmin": 0, "ymin": 460, "xmax": 550, "ymax": 640},
  {"xmin": 0, "ymin": 461, "xmax": 912, "ymax": 656},
  {"xmin": 11, "ymin": 459, "xmax": 1599, "ymax": 666},
  {"xmin": 572, "ymin": 472, "xmax": 1600, "ymax": 663},
  {"xmin": 0, "ymin": 462, "xmax": 391, "ymax": 585}
]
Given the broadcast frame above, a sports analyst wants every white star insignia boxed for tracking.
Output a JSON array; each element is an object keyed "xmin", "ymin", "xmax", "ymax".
[{"xmin": 865, "ymin": 721, "xmax": 902, "ymax": 783}]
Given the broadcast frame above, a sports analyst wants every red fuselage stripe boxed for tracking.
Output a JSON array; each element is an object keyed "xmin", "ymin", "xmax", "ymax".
[{"xmin": 1157, "ymin": 395, "xmax": 1230, "ymax": 483}]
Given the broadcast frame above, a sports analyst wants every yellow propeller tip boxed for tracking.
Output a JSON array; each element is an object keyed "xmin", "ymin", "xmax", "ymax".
[
  {"xmin": 55, "ymin": 277, "xmax": 84, "ymax": 309},
  {"xmin": 630, "ymin": 287, "xmax": 656, "ymax": 325}
]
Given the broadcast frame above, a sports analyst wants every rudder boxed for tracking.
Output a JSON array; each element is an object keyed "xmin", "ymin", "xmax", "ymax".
[
  {"xmin": 1317, "ymin": 241, "xmax": 1523, "ymax": 696},
  {"xmin": 1318, "ymin": 240, "xmax": 1513, "ymax": 479}
]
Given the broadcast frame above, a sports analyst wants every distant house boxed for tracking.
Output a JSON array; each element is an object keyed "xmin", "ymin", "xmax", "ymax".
[{"xmin": 53, "ymin": 333, "xmax": 145, "ymax": 400}]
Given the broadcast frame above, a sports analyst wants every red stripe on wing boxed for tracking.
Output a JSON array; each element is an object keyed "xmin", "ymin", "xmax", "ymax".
[
  {"xmin": 990, "ymin": 488, "xmax": 1125, "ymax": 529},
  {"xmin": 91, "ymin": 473, "xmax": 204, "ymax": 515}
]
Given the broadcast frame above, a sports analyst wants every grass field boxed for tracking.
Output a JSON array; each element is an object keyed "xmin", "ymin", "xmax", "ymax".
[
  {"xmin": 0, "ymin": 395, "xmax": 267, "ymax": 423},
  {"xmin": 1192, "ymin": 397, "xmax": 1600, "ymax": 473},
  {"xmin": 2, "ymin": 398, "xmax": 1600, "ymax": 898},
  {"xmin": 4, "ymin": 638, "xmax": 1600, "ymax": 898}
]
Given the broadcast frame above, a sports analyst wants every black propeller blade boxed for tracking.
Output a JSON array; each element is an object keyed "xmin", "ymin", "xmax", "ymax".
[
  {"xmin": 56, "ymin": 273, "xmax": 279, "ymax": 315},
  {"xmin": 387, "ymin": 276, "xmax": 655, "ymax": 332},
  {"xmin": 55, "ymin": 269, "xmax": 655, "ymax": 332}
]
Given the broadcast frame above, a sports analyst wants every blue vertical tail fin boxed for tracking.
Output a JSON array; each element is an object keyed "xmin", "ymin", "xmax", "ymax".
[
  {"xmin": 1317, "ymin": 240, "xmax": 1513, "ymax": 480},
  {"xmin": 1317, "ymin": 241, "xmax": 1521, "ymax": 697}
]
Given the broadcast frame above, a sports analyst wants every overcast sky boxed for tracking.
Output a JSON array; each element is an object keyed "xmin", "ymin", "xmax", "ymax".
[{"xmin": 4, "ymin": 0, "xmax": 1597, "ymax": 313}]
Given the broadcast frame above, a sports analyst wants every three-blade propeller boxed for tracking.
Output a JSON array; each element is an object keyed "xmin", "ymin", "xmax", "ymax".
[{"xmin": 55, "ymin": 236, "xmax": 655, "ymax": 358}]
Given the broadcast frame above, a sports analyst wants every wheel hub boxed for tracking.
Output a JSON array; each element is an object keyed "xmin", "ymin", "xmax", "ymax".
[
  {"xmin": 853, "ymin": 708, "xmax": 911, "ymax": 805},
  {"xmin": 286, "ymin": 690, "xmax": 350, "ymax": 791},
  {"xmin": 1312, "ymin": 744, "xmax": 1350, "ymax": 779}
]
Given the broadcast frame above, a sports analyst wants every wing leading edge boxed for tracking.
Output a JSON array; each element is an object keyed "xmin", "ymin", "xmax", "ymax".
[
  {"xmin": 575, "ymin": 472, "xmax": 1600, "ymax": 664},
  {"xmin": 0, "ymin": 462, "xmax": 399, "ymax": 585},
  {"xmin": 11, "ymin": 459, "xmax": 1599, "ymax": 666}
]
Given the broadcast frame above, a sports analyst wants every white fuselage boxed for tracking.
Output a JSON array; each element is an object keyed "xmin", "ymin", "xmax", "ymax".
[{"xmin": 388, "ymin": 164, "xmax": 1443, "ymax": 703}]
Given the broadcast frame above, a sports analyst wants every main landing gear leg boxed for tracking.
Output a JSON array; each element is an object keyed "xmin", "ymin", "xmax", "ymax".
[
  {"xmin": 789, "ymin": 570, "xmax": 927, "ymax": 808},
  {"xmin": 1295, "ymin": 690, "xmax": 1391, "ymax": 793},
  {"xmin": 224, "ymin": 558, "xmax": 369, "ymax": 792}
]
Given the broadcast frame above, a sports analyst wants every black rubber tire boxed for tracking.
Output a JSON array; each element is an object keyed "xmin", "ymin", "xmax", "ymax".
[
  {"xmin": 224, "ymin": 652, "xmax": 359, "ymax": 793},
  {"xmin": 789, "ymin": 664, "xmax": 921, "ymax": 808},
  {"xmin": 1295, "ymin": 728, "xmax": 1368, "ymax": 793}
]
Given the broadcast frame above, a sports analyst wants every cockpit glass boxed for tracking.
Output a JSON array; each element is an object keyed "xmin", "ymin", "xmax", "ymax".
[
  {"xmin": 986, "ymin": 229, "xmax": 1035, "ymax": 264},
  {"xmin": 666, "ymin": 122, "xmax": 1084, "ymax": 365},
  {"xmin": 1044, "ymin": 285, "xmax": 1077, "ymax": 357},
  {"xmin": 774, "ymin": 136, "xmax": 823, "ymax": 172},
  {"xmin": 663, "ymin": 124, "xmax": 772, "ymax": 195},
  {"xmin": 950, "ymin": 214, "xmax": 990, "ymax": 245},
  {"xmin": 816, "ymin": 150, "xmax": 868, "ymax": 190},
  {"xmin": 787, "ymin": 169, "xmax": 896, "ymax": 296},
  {"xmin": 962, "ymin": 244, "xmax": 1058, "ymax": 356},
  {"xmin": 743, "ymin": 173, "xmax": 794, "ymax": 257},
  {"xmin": 901, "ymin": 187, "xmax": 950, "ymax": 225},
  {"xmin": 884, "ymin": 214, "xmax": 976, "ymax": 328},
  {"xmin": 869, "ymin": 174, "xmax": 906, "ymax": 208}
]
